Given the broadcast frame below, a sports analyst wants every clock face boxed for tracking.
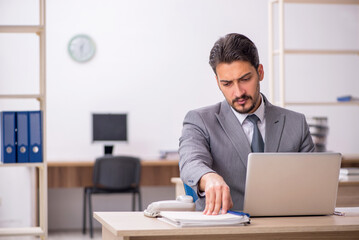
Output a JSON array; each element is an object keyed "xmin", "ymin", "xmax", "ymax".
[{"xmin": 68, "ymin": 34, "xmax": 96, "ymax": 62}]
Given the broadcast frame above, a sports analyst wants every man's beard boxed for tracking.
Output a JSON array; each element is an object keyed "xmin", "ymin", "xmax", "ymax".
[{"xmin": 232, "ymin": 82, "xmax": 260, "ymax": 114}]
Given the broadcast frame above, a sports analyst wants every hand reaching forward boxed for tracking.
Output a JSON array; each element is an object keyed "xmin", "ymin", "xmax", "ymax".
[{"xmin": 199, "ymin": 172, "xmax": 233, "ymax": 215}]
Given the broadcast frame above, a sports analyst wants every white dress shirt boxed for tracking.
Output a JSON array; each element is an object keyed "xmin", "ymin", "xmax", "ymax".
[{"xmin": 231, "ymin": 94, "xmax": 266, "ymax": 146}]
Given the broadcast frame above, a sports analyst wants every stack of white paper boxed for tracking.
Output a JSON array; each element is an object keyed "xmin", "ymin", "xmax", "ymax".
[{"xmin": 158, "ymin": 211, "xmax": 250, "ymax": 228}]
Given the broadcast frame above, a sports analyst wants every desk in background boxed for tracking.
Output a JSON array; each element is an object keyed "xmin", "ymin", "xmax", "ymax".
[
  {"xmin": 48, "ymin": 155, "xmax": 359, "ymax": 188},
  {"xmin": 94, "ymin": 209, "xmax": 359, "ymax": 240},
  {"xmin": 341, "ymin": 154, "xmax": 359, "ymax": 168},
  {"xmin": 170, "ymin": 176, "xmax": 359, "ymax": 207},
  {"xmin": 48, "ymin": 160, "xmax": 179, "ymax": 187},
  {"xmin": 336, "ymin": 154, "xmax": 359, "ymax": 207},
  {"xmin": 170, "ymin": 154, "xmax": 359, "ymax": 207}
]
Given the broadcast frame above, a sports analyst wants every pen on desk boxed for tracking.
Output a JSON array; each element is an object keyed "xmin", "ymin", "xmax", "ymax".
[{"xmin": 227, "ymin": 210, "xmax": 250, "ymax": 218}]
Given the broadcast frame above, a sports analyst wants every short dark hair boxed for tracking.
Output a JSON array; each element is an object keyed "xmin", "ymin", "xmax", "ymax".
[{"xmin": 209, "ymin": 33, "xmax": 260, "ymax": 74}]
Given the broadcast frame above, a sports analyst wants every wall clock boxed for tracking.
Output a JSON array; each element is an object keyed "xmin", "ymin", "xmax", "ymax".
[{"xmin": 68, "ymin": 34, "xmax": 96, "ymax": 62}]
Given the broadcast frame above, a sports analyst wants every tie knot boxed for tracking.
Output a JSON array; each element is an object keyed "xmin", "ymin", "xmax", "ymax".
[{"xmin": 246, "ymin": 114, "xmax": 260, "ymax": 124}]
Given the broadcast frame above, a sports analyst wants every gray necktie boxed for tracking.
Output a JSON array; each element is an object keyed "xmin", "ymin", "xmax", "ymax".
[{"xmin": 246, "ymin": 114, "xmax": 264, "ymax": 152}]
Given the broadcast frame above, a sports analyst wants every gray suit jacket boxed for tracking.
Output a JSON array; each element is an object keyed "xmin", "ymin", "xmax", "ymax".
[{"xmin": 179, "ymin": 94, "xmax": 315, "ymax": 211}]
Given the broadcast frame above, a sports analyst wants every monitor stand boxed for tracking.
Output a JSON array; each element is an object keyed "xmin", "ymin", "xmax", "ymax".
[{"xmin": 104, "ymin": 145, "xmax": 113, "ymax": 155}]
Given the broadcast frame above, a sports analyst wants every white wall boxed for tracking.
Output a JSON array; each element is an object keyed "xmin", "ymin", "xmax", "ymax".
[
  {"xmin": 45, "ymin": 0, "xmax": 269, "ymax": 160},
  {"xmin": 0, "ymin": 0, "xmax": 358, "ymax": 231},
  {"xmin": 45, "ymin": 1, "xmax": 359, "ymax": 158}
]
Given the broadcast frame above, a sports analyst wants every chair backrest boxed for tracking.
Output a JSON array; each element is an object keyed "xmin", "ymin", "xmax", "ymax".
[
  {"xmin": 183, "ymin": 183, "xmax": 198, "ymax": 202},
  {"xmin": 93, "ymin": 155, "xmax": 141, "ymax": 190}
]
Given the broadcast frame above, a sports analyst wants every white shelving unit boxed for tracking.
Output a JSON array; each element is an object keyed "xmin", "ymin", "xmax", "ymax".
[
  {"xmin": 0, "ymin": 0, "xmax": 47, "ymax": 239},
  {"xmin": 268, "ymin": 0, "xmax": 359, "ymax": 107}
]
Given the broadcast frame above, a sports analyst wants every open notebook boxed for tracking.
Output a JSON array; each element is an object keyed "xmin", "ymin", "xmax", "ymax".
[{"xmin": 158, "ymin": 211, "xmax": 250, "ymax": 227}]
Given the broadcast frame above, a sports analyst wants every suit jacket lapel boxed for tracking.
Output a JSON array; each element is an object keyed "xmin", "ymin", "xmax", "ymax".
[
  {"xmin": 215, "ymin": 101, "xmax": 251, "ymax": 168},
  {"xmin": 263, "ymin": 96, "xmax": 285, "ymax": 152}
]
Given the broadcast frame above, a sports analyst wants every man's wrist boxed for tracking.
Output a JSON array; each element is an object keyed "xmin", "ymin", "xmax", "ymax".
[{"xmin": 199, "ymin": 172, "xmax": 217, "ymax": 192}]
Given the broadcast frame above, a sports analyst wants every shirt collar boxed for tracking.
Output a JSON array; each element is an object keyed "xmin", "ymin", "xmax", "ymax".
[{"xmin": 231, "ymin": 94, "xmax": 265, "ymax": 125}]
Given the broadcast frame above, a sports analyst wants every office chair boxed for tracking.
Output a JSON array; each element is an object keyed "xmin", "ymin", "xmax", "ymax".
[
  {"xmin": 82, "ymin": 155, "xmax": 142, "ymax": 238},
  {"xmin": 183, "ymin": 183, "xmax": 198, "ymax": 202}
]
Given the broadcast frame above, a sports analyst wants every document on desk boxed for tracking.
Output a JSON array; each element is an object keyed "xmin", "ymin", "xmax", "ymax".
[
  {"xmin": 335, "ymin": 207, "xmax": 359, "ymax": 217},
  {"xmin": 158, "ymin": 211, "xmax": 250, "ymax": 227}
]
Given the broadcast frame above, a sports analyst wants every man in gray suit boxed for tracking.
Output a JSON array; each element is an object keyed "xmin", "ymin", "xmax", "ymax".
[{"xmin": 179, "ymin": 33, "xmax": 315, "ymax": 215}]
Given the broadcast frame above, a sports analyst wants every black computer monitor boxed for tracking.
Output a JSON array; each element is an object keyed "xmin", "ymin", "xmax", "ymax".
[{"xmin": 92, "ymin": 113, "xmax": 127, "ymax": 155}]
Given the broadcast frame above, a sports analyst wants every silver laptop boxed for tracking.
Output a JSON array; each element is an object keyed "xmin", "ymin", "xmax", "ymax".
[{"xmin": 243, "ymin": 152, "xmax": 341, "ymax": 216}]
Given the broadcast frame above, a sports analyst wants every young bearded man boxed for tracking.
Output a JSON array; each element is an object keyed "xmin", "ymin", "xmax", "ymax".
[{"xmin": 179, "ymin": 33, "xmax": 315, "ymax": 215}]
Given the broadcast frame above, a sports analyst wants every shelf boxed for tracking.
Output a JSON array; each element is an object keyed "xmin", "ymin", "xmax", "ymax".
[
  {"xmin": 268, "ymin": 1, "xmax": 359, "ymax": 107},
  {"xmin": 0, "ymin": 1, "xmax": 47, "ymax": 238},
  {"xmin": 282, "ymin": 102, "xmax": 359, "ymax": 106},
  {"xmin": 0, "ymin": 162, "xmax": 44, "ymax": 168},
  {"xmin": 0, "ymin": 25, "xmax": 44, "ymax": 34},
  {"xmin": 0, "ymin": 227, "xmax": 44, "ymax": 236},
  {"xmin": 271, "ymin": 0, "xmax": 359, "ymax": 4},
  {"xmin": 273, "ymin": 49, "xmax": 359, "ymax": 55},
  {"xmin": 0, "ymin": 94, "xmax": 43, "ymax": 100}
]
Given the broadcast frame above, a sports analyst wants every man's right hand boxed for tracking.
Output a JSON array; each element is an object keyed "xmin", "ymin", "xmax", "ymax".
[{"xmin": 199, "ymin": 172, "xmax": 233, "ymax": 215}]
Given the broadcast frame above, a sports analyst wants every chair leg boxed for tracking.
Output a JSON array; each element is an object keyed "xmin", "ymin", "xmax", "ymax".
[
  {"xmin": 89, "ymin": 192, "xmax": 93, "ymax": 238},
  {"xmin": 82, "ymin": 188, "xmax": 87, "ymax": 234},
  {"xmin": 132, "ymin": 192, "xmax": 135, "ymax": 211},
  {"xmin": 138, "ymin": 191, "xmax": 142, "ymax": 211}
]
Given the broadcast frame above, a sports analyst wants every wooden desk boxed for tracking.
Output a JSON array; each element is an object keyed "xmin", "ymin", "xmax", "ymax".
[
  {"xmin": 341, "ymin": 154, "xmax": 359, "ymax": 168},
  {"xmin": 337, "ymin": 180, "xmax": 359, "ymax": 207},
  {"xmin": 94, "ymin": 210, "xmax": 359, "ymax": 240},
  {"xmin": 48, "ymin": 160, "xmax": 179, "ymax": 188},
  {"xmin": 337, "ymin": 155, "xmax": 359, "ymax": 207},
  {"xmin": 170, "ymin": 176, "xmax": 359, "ymax": 207},
  {"xmin": 47, "ymin": 154, "xmax": 359, "ymax": 188}
]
